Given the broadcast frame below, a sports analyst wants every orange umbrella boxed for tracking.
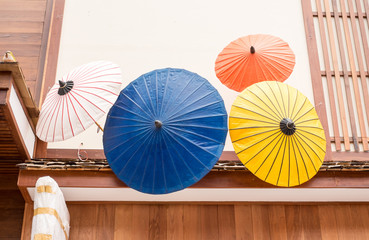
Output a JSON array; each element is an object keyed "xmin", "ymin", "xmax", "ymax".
[{"xmin": 215, "ymin": 34, "xmax": 295, "ymax": 92}]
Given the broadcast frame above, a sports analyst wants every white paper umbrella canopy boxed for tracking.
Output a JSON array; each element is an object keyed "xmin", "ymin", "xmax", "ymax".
[{"xmin": 36, "ymin": 61, "xmax": 122, "ymax": 142}]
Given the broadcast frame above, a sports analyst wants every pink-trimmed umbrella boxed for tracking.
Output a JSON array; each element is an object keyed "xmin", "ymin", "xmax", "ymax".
[{"xmin": 36, "ymin": 61, "xmax": 122, "ymax": 142}]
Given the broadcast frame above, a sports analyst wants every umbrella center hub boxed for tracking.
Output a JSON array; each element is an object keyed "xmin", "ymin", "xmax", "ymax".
[
  {"xmin": 280, "ymin": 118, "xmax": 296, "ymax": 135},
  {"xmin": 155, "ymin": 120, "xmax": 162, "ymax": 129},
  {"xmin": 58, "ymin": 80, "xmax": 74, "ymax": 95}
]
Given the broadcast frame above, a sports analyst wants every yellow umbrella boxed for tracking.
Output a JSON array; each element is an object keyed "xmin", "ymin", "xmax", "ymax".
[{"xmin": 229, "ymin": 81, "xmax": 326, "ymax": 187}]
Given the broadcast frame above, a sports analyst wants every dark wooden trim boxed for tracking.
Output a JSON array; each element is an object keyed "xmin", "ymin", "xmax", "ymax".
[
  {"xmin": 321, "ymin": 71, "xmax": 369, "ymax": 77},
  {"xmin": 35, "ymin": 0, "xmax": 66, "ymax": 158},
  {"xmin": 312, "ymin": 11, "xmax": 366, "ymax": 18},
  {"xmin": 18, "ymin": 169, "xmax": 369, "ymax": 189},
  {"xmin": 301, "ymin": 0, "xmax": 332, "ymax": 160},
  {"xmin": 34, "ymin": 0, "xmax": 54, "ymax": 107}
]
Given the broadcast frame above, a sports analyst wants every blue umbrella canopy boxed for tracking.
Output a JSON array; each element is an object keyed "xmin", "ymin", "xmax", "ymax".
[{"xmin": 103, "ymin": 68, "xmax": 227, "ymax": 194}]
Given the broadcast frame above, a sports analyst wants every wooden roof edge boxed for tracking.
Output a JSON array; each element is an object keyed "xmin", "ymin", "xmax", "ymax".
[{"xmin": 0, "ymin": 62, "xmax": 39, "ymax": 127}]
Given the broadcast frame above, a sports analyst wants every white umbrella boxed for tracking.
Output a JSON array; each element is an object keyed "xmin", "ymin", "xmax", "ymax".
[{"xmin": 36, "ymin": 61, "xmax": 122, "ymax": 142}]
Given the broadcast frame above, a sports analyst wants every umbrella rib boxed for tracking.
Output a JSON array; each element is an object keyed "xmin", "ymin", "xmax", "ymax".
[
  {"xmin": 255, "ymin": 84, "xmax": 285, "ymax": 120},
  {"xmin": 161, "ymin": 132, "xmax": 185, "ymax": 190},
  {"xmin": 169, "ymin": 113, "xmax": 227, "ymax": 124},
  {"xmin": 266, "ymin": 82, "xmax": 285, "ymax": 119},
  {"xmin": 163, "ymin": 129, "xmax": 211, "ymax": 171},
  {"xmin": 290, "ymin": 98, "xmax": 308, "ymax": 121},
  {"xmin": 72, "ymin": 62, "xmax": 114, "ymax": 82},
  {"xmin": 164, "ymin": 81, "xmax": 208, "ymax": 120},
  {"xmin": 161, "ymin": 74, "xmax": 196, "ymax": 115},
  {"xmin": 264, "ymin": 135, "xmax": 287, "ymax": 184},
  {"xmin": 232, "ymin": 105, "xmax": 280, "ymax": 123},
  {"xmin": 162, "ymin": 130, "xmax": 199, "ymax": 181},
  {"xmin": 232, "ymin": 128, "xmax": 279, "ymax": 144},
  {"xmin": 293, "ymin": 134, "xmax": 319, "ymax": 172},
  {"xmin": 143, "ymin": 75, "xmax": 157, "ymax": 117},
  {"xmin": 293, "ymin": 107, "xmax": 314, "ymax": 124},
  {"xmin": 230, "ymin": 126, "xmax": 279, "ymax": 130},
  {"xmin": 61, "ymin": 97, "xmax": 65, "ymax": 140},
  {"xmin": 164, "ymin": 128, "xmax": 220, "ymax": 160},
  {"xmin": 254, "ymin": 133, "xmax": 285, "ymax": 174},
  {"xmin": 240, "ymin": 91, "xmax": 282, "ymax": 122},
  {"xmin": 69, "ymin": 92, "xmax": 99, "ymax": 123},
  {"xmin": 295, "ymin": 132, "xmax": 326, "ymax": 160},
  {"xmin": 239, "ymin": 131, "xmax": 281, "ymax": 157},
  {"xmin": 168, "ymin": 125, "xmax": 225, "ymax": 144},
  {"xmin": 112, "ymin": 104, "xmax": 152, "ymax": 122},
  {"xmin": 155, "ymin": 71, "xmax": 159, "ymax": 116},
  {"xmin": 76, "ymin": 66, "xmax": 121, "ymax": 83},
  {"xmin": 76, "ymin": 86, "xmax": 119, "ymax": 96},
  {"xmin": 105, "ymin": 115, "xmax": 148, "ymax": 124},
  {"xmin": 38, "ymin": 96, "xmax": 59, "ymax": 137},
  {"xmin": 291, "ymin": 135, "xmax": 310, "ymax": 179},
  {"xmin": 277, "ymin": 82, "xmax": 288, "ymax": 118},
  {"xmin": 76, "ymin": 73, "xmax": 122, "ymax": 84},
  {"xmin": 158, "ymin": 133, "xmax": 168, "ymax": 193},
  {"xmin": 73, "ymin": 88, "xmax": 115, "ymax": 105},
  {"xmin": 52, "ymin": 97, "xmax": 63, "ymax": 142},
  {"xmin": 65, "ymin": 94, "xmax": 74, "ymax": 137},
  {"xmin": 167, "ymin": 123, "xmax": 227, "ymax": 131},
  {"xmin": 44, "ymin": 97, "xmax": 61, "ymax": 142},
  {"xmin": 159, "ymin": 68, "xmax": 171, "ymax": 117},
  {"xmin": 295, "ymin": 118, "xmax": 320, "ymax": 125},
  {"xmin": 126, "ymin": 132, "xmax": 156, "ymax": 187},
  {"xmin": 130, "ymin": 83, "xmax": 156, "ymax": 119},
  {"xmin": 71, "ymin": 91, "xmax": 105, "ymax": 113},
  {"xmin": 290, "ymin": 136, "xmax": 300, "ymax": 185},
  {"xmin": 287, "ymin": 136, "xmax": 291, "ymax": 187},
  {"xmin": 103, "ymin": 126, "xmax": 151, "ymax": 142},
  {"xmin": 297, "ymin": 128, "xmax": 326, "ymax": 142},
  {"xmin": 120, "ymin": 92, "xmax": 156, "ymax": 120},
  {"xmin": 289, "ymin": 89, "xmax": 299, "ymax": 120},
  {"xmin": 276, "ymin": 135, "xmax": 288, "ymax": 185},
  {"xmin": 77, "ymin": 80, "xmax": 121, "ymax": 85},
  {"xmin": 67, "ymin": 93, "xmax": 85, "ymax": 131},
  {"xmin": 165, "ymin": 100, "xmax": 223, "ymax": 123},
  {"xmin": 229, "ymin": 116, "xmax": 277, "ymax": 126},
  {"xmin": 287, "ymin": 84, "xmax": 291, "ymax": 119},
  {"xmin": 103, "ymin": 124, "xmax": 150, "ymax": 129}
]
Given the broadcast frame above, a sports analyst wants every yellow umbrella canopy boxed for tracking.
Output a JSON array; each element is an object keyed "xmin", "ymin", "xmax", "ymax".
[{"xmin": 229, "ymin": 81, "xmax": 326, "ymax": 187}]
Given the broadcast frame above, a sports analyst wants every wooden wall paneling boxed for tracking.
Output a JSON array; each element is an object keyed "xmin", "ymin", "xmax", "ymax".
[
  {"xmin": 114, "ymin": 204, "xmax": 133, "ymax": 240},
  {"xmin": 323, "ymin": 0, "xmax": 351, "ymax": 150},
  {"xmin": 268, "ymin": 205, "xmax": 287, "ymax": 240},
  {"xmin": 300, "ymin": 205, "xmax": 322, "ymax": 239},
  {"xmin": 200, "ymin": 205, "xmax": 218, "ymax": 240},
  {"xmin": 234, "ymin": 205, "xmax": 253, "ymax": 239},
  {"xmin": 132, "ymin": 204, "xmax": 150, "ymax": 240},
  {"xmin": 331, "ymin": 0, "xmax": 360, "ymax": 151},
  {"xmin": 251, "ymin": 204, "xmax": 271, "ymax": 240},
  {"xmin": 318, "ymin": 205, "xmax": 339, "ymax": 240},
  {"xmin": 183, "ymin": 205, "xmax": 202, "ymax": 240},
  {"xmin": 218, "ymin": 205, "xmax": 236, "ymax": 240},
  {"xmin": 301, "ymin": 0, "xmax": 332, "ymax": 160},
  {"xmin": 149, "ymin": 205, "xmax": 167, "ymax": 240},
  {"xmin": 285, "ymin": 205, "xmax": 304, "ymax": 240},
  {"xmin": 167, "ymin": 204, "xmax": 184, "ymax": 240},
  {"xmin": 68, "ymin": 204, "xmax": 98, "ymax": 240},
  {"xmin": 334, "ymin": 204, "xmax": 356, "ymax": 239},
  {"xmin": 355, "ymin": 0, "xmax": 369, "ymax": 78},
  {"xmin": 96, "ymin": 204, "xmax": 115, "ymax": 240},
  {"xmin": 340, "ymin": 0, "xmax": 369, "ymax": 151},
  {"xmin": 21, "ymin": 202, "xmax": 33, "ymax": 240},
  {"xmin": 315, "ymin": 0, "xmax": 342, "ymax": 151},
  {"xmin": 349, "ymin": 204, "xmax": 369, "ymax": 239}
]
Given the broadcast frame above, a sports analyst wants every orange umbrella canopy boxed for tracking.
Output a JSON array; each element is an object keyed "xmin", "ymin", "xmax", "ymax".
[{"xmin": 215, "ymin": 34, "xmax": 295, "ymax": 92}]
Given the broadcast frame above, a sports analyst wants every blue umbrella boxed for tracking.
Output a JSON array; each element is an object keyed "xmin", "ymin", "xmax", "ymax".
[{"xmin": 103, "ymin": 68, "xmax": 227, "ymax": 194}]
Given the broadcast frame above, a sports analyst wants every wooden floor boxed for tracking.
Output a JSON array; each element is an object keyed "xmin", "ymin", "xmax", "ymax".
[{"xmin": 21, "ymin": 202, "xmax": 369, "ymax": 240}]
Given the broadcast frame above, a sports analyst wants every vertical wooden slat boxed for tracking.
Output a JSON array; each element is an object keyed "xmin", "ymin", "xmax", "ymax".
[
  {"xmin": 183, "ymin": 205, "xmax": 201, "ymax": 240},
  {"xmin": 331, "ymin": 0, "xmax": 360, "ymax": 151},
  {"xmin": 318, "ymin": 205, "xmax": 339, "ymax": 240},
  {"xmin": 285, "ymin": 205, "xmax": 304, "ymax": 240},
  {"xmin": 300, "ymin": 205, "xmax": 322, "ymax": 240},
  {"xmin": 21, "ymin": 202, "xmax": 33, "ymax": 240},
  {"xmin": 132, "ymin": 204, "xmax": 150, "ymax": 240},
  {"xmin": 324, "ymin": 0, "xmax": 351, "ymax": 150},
  {"xmin": 167, "ymin": 205, "xmax": 184, "ymax": 240},
  {"xmin": 252, "ymin": 205, "xmax": 271, "ymax": 240},
  {"xmin": 114, "ymin": 205, "xmax": 133, "ymax": 240},
  {"xmin": 268, "ymin": 205, "xmax": 287, "ymax": 240},
  {"xmin": 316, "ymin": 0, "xmax": 343, "ymax": 151},
  {"xmin": 345, "ymin": 0, "xmax": 369, "ymax": 151},
  {"xmin": 149, "ymin": 205, "xmax": 167, "ymax": 240},
  {"xmin": 234, "ymin": 205, "xmax": 254, "ymax": 240},
  {"xmin": 355, "ymin": 0, "xmax": 369, "ymax": 76},
  {"xmin": 334, "ymin": 205, "xmax": 356, "ymax": 239},
  {"xmin": 200, "ymin": 205, "xmax": 218, "ymax": 240},
  {"xmin": 218, "ymin": 205, "xmax": 236, "ymax": 240},
  {"xmin": 68, "ymin": 204, "xmax": 98, "ymax": 240},
  {"xmin": 349, "ymin": 204, "xmax": 369, "ymax": 239},
  {"xmin": 301, "ymin": 0, "xmax": 332, "ymax": 160},
  {"xmin": 96, "ymin": 204, "xmax": 115, "ymax": 240}
]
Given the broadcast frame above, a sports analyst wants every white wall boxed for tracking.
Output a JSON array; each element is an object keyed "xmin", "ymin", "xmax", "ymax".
[{"xmin": 48, "ymin": 0, "xmax": 313, "ymax": 150}]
